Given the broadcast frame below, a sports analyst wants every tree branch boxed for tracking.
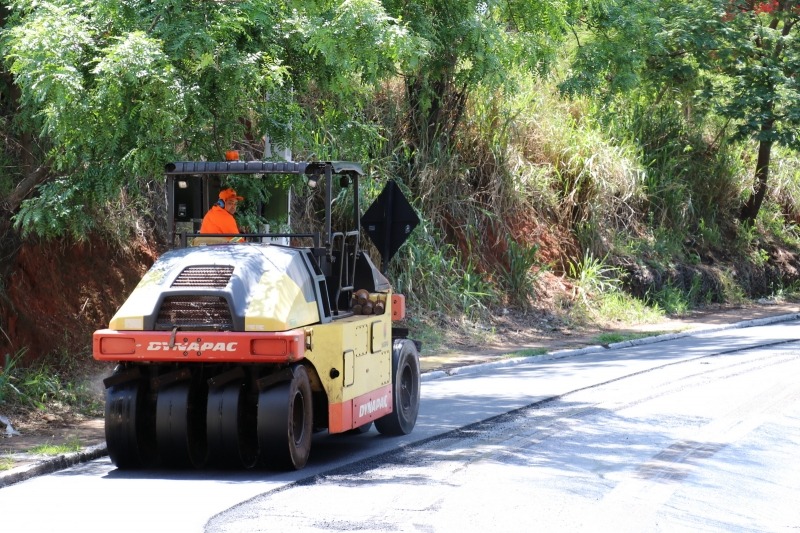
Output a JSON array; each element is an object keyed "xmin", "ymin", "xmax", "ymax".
[
  {"xmin": 148, "ymin": 14, "xmax": 162, "ymax": 34},
  {"xmin": 569, "ymin": 24, "xmax": 582, "ymax": 48},
  {"xmin": 2, "ymin": 165, "xmax": 51, "ymax": 215}
]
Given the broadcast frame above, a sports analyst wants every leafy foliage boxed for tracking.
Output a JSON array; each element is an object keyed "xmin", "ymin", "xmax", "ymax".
[
  {"xmin": 13, "ymin": 178, "xmax": 95, "ymax": 240},
  {"xmin": 567, "ymin": 251, "xmax": 623, "ymax": 304},
  {"xmin": 2, "ymin": 0, "xmax": 800, "ymax": 362},
  {"xmin": 383, "ymin": 0, "xmax": 583, "ymax": 150},
  {"xmin": 389, "ymin": 216, "xmax": 496, "ymax": 319},
  {"xmin": 563, "ymin": 0, "xmax": 800, "ymax": 222},
  {"xmin": 2, "ymin": 1, "xmax": 586, "ymax": 306},
  {"xmin": 0, "ymin": 349, "xmax": 102, "ymax": 414},
  {"xmin": 498, "ymin": 235, "xmax": 542, "ymax": 310},
  {"xmin": 2, "ymin": 0, "xmax": 419, "ymax": 238},
  {"xmin": 0, "ymin": 352, "xmax": 21, "ymax": 405}
]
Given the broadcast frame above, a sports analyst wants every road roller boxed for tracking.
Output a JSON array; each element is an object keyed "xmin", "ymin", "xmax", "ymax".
[{"xmin": 93, "ymin": 159, "xmax": 421, "ymax": 470}]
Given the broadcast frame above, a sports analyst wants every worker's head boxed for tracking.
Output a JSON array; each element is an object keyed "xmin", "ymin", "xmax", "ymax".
[{"xmin": 218, "ymin": 188, "xmax": 243, "ymax": 214}]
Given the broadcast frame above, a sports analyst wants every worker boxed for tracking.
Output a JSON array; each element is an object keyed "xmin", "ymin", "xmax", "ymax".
[{"xmin": 194, "ymin": 188, "xmax": 244, "ymax": 244}]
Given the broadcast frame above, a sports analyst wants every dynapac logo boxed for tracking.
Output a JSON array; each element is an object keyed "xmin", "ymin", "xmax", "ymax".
[
  {"xmin": 358, "ymin": 395, "xmax": 389, "ymax": 417},
  {"xmin": 147, "ymin": 341, "xmax": 238, "ymax": 352}
]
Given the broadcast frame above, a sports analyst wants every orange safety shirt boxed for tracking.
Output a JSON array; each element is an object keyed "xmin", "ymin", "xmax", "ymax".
[{"xmin": 199, "ymin": 205, "xmax": 240, "ymax": 235}]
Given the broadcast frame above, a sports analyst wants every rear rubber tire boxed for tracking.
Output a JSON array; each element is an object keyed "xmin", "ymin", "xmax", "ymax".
[
  {"xmin": 346, "ymin": 421, "xmax": 374, "ymax": 435},
  {"xmin": 257, "ymin": 365, "xmax": 313, "ymax": 470},
  {"xmin": 375, "ymin": 339, "xmax": 421, "ymax": 436},
  {"xmin": 206, "ymin": 382, "xmax": 258, "ymax": 468},
  {"xmin": 156, "ymin": 381, "xmax": 208, "ymax": 468},
  {"xmin": 105, "ymin": 381, "xmax": 157, "ymax": 469}
]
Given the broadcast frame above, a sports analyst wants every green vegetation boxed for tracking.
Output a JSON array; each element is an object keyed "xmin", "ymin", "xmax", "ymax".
[
  {"xmin": 1, "ymin": 1, "xmax": 799, "ymax": 364},
  {"xmin": 0, "ymin": 456, "xmax": 13, "ymax": 471},
  {"xmin": 28, "ymin": 438, "xmax": 82, "ymax": 456},
  {"xmin": 499, "ymin": 237, "xmax": 544, "ymax": 310},
  {"xmin": 595, "ymin": 292, "xmax": 664, "ymax": 325},
  {"xmin": 0, "ymin": 351, "xmax": 103, "ymax": 417},
  {"xmin": 0, "ymin": 353, "xmax": 21, "ymax": 406},
  {"xmin": 504, "ymin": 348, "xmax": 549, "ymax": 359},
  {"xmin": 568, "ymin": 252, "xmax": 624, "ymax": 305},
  {"xmin": 595, "ymin": 332, "xmax": 660, "ymax": 346},
  {"xmin": 563, "ymin": 0, "xmax": 800, "ymax": 224}
]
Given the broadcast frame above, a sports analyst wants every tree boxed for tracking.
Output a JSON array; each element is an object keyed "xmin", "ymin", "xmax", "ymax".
[
  {"xmin": 720, "ymin": 1, "xmax": 799, "ymax": 222},
  {"xmin": 2, "ymin": 1, "xmax": 277, "ymax": 238},
  {"xmin": 563, "ymin": 0, "xmax": 800, "ymax": 224},
  {"xmin": 0, "ymin": 0, "xmax": 419, "ymax": 239},
  {"xmin": 381, "ymin": 0, "xmax": 581, "ymax": 154}
]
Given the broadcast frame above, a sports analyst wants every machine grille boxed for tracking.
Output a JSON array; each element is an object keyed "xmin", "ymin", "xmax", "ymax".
[
  {"xmin": 172, "ymin": 266, "xmax": 234, "ymax": 288},
  {"xmin": 155, "ymin": 296, "xmax": 234, "ymax": 330}
]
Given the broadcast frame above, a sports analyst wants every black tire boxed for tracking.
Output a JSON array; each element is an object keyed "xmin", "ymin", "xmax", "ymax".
[
  {"xmin": 346, "ymin": 421, "xmax": 373, "ymax": 435},
  {"xmin": 206, "ymin": 382, "xmax": 258, "ymax": 469},
  {"xmin": 156, "ymin": 381, "xmax": 208, "ymax": 468},
  {"xmin": 105, "ymin": 381, "xmax": 157, "ymax": 469},
  {"xmin": 375, "ymin": 339, "xmax": 421, "ymax": 436},
  {"xmin": 257, "ymin": 365, "xmax": 313, "ymax": 470}
]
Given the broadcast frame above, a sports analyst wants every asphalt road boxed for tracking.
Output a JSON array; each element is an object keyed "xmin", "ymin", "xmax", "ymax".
[
  {"xmin": 210, "ymin": 332, "xmax": 800, "ymax": 532},
  {"xmin": 2, "ymin": 318, "xmax": 800, "ymax": 532}
]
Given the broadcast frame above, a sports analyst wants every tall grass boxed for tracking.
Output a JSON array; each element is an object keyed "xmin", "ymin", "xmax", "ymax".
[
  {"xmin": 566, "ymin": 252, "xmax": 663, "ymax": 324},
  {"xmin": 361, "ymin": 69, "xmax": 795, "ymax": 332},
  {"xmin": 567, "ymin": 251, "xmax": 623, "ymax": 304},
  {"xmin": 764, "ymin": 148, "xmax": 800, "ymax": 248},
  {"xmin": 388, "ymin": 217, "xmax": 497, "ymax": 320},
  {"xmin": 0, "ymin": 352, "xmax": 22, "ymax": 405},
  {"xmin": 500, "ymin": 81, "xmax": 647, "ymax": 255},
  {"xmin": 498, "ymin": 235, "xmax": 544, "ymax": 309},
  {"xmin": 0, "ymin": 350, "xmax": 103, "ymax": 416},
  {"xmin": 605, "ymin": 101, "xmax": 748, "ymax": 253}
]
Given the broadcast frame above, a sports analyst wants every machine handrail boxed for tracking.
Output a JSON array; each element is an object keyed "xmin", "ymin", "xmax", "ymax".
[{"xmin": 178, "ymin": 232, "xmax": 320, "ymax": 248}]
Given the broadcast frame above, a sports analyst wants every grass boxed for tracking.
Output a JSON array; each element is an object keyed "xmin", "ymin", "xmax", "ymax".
[
  {"xmin": 0, "ymin": 456, "xmax": 13, "ymax": 471},
  {"xmin": 0, "ymin": 352, "xmax": 22, "ymax": 405},
  {"xmin": 594, "ymin": 332, "xmax": 661, "ymax": 345},
  {"xmin": 651, "ymin": 285, "xmax": 691, "ymax": 316},
  {"xmin": 371, "ymin": 72, "xmax": 789, "ymax": 348},
  {"xmin": 388, "ymin": 217, "xmax": 497, "ymax": 322},
  {"xmin": 402, "ymin": 316, "xmax": 446, "ymax": 354},
  {"xmin": 499, "ymin": 236, "xmax": 544, "ymax": 309},
  {"xmin": 0, "ymin": 351, "xmax": 104, "ymax": 419},
  {"xmin": 564, "ymin": 284, "xmax": 670, "ymax": 346},
  {"xmin": 594, "ymin": 292, "xmax": 664, "ymax": 323},
  {"xmin": 28, "ymin": 438, "xmax": 82, "ymax": 456},
  {"xmin": 503, "ymin": 347, "xmax": 549, "ymax": 358},
  {"xmin": 567, "ymin": 252, "xmax": 623, "ymax": 305}
]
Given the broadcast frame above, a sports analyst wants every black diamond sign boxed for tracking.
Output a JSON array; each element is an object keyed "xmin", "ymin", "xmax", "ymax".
[{"xmin": 361, "ymin": 180, "xmax": 419, "ymax": 271}]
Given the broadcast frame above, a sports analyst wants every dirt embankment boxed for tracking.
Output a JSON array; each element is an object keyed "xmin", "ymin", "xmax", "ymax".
[{"xmin": 0, "ymin": 236, "xmax": 158, "ymax": 365}]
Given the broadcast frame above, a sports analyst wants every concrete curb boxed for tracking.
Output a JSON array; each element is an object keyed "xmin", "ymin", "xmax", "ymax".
[
  {"xmin": 0, "ymin": 442, "xmax": 107, "ymax": 489},
  {"xmin": 3, "ymin": 311, "xmax": 799, "ymax": 488}
]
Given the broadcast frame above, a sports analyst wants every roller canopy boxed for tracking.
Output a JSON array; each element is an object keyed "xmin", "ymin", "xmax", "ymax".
[{"xmin": 164, "ymin": 161, "xmax": 364, "ymax": 176}]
